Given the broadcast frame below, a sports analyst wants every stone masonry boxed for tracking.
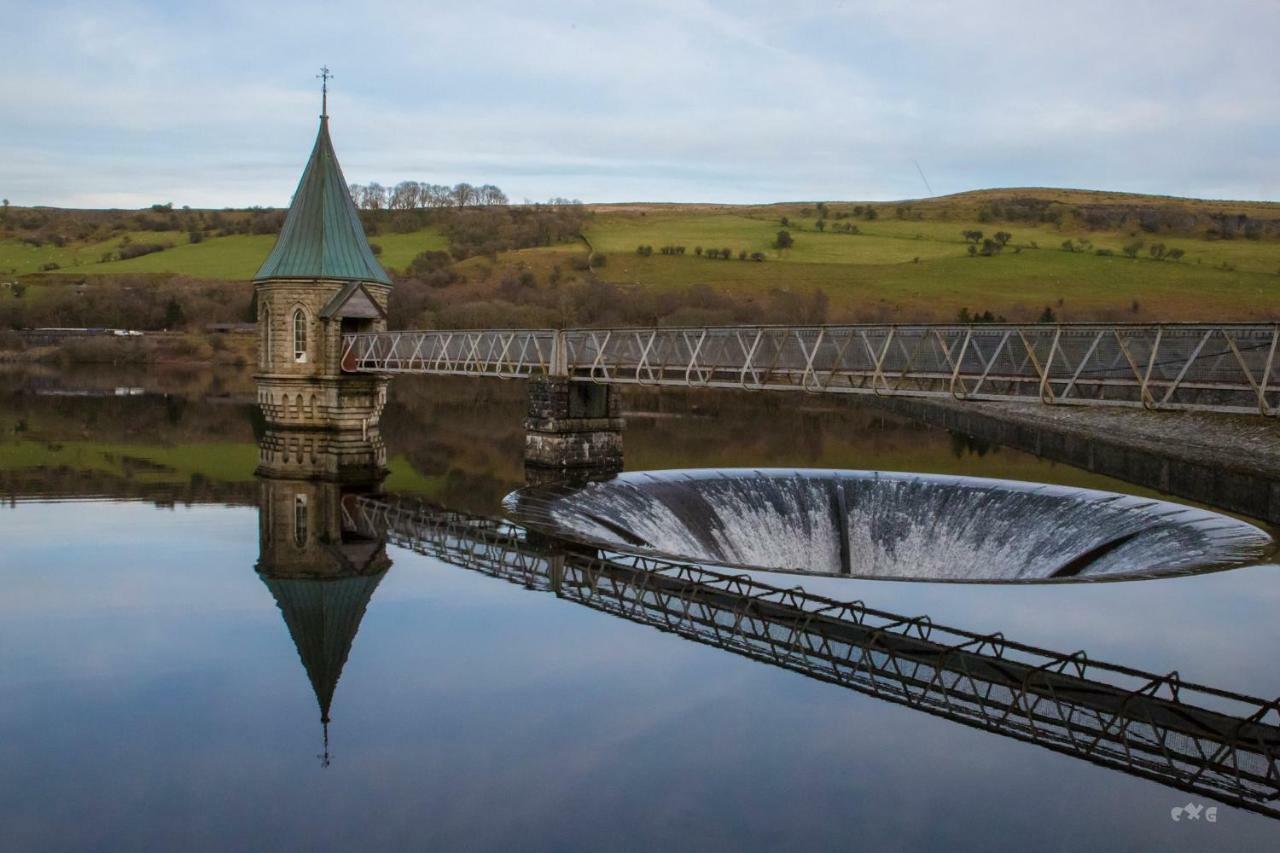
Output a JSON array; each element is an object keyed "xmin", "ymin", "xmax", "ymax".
[{"xmin": 524, "ymin": 376, "xmax": 624, "ymax": 475}]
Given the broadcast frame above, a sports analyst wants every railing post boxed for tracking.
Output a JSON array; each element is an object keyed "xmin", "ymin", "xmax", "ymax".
[{"xmin": 550, "ymin": 329, "xmax": 568, "ymax": 378}]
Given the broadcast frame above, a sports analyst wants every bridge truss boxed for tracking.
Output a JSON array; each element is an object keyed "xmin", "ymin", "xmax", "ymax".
[
  {"xmin": 350, "ymin": 495, "xmax": 1280, "ymax": 818},
  {"xmin": 342, "ymin": 324, "xmax": 1280, "ymax": 415}
]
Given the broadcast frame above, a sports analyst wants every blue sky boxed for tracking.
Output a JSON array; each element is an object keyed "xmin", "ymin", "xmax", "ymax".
[{"xmin": 1, "ymin": 0, "xmax": 1277, "ymax": 208}]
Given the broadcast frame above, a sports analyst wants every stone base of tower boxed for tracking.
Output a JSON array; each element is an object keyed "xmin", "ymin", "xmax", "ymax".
[
  {"xmin": 256, "ymin": 375, "xmax": 387, "ymax": 431},
  {"xmin": 524, "ymin": 377, "xmax": 623, "ymax": 479}
]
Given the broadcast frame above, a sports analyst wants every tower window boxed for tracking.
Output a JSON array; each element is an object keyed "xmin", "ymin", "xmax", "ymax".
[
  {"xmin": 293, "ymin": 494, "xmax": 308, "ymax": 547},
  {"xmin": 261, "ymin": 306, "xmax": 272, "ymax": 368},
  {"xmin": 293, "ymin": 309, "xmax": 308, "ymax": 363}
]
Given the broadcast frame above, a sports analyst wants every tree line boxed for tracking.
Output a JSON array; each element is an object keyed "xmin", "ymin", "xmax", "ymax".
[{"xmin": 347, "ymin": 181, "xmax": 510, "ymax": 211}]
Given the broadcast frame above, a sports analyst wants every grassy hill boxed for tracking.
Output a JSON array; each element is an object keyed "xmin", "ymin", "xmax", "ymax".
[{"xmin": 3, "ymin": 188, "xmax": 1280, "ymax": 327}]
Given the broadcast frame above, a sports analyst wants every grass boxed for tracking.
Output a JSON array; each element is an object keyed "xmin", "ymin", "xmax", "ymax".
[
  {"xmin": 369, "ymin": 230, "xmax": 449, "ymax": 271},
  {"xmin": 6, "ymin": 189, "xmax": 1280, "ymax": 323},
  {"xmin": 599, "ymin": 250, "xmax": 1275, "ymax": 321},
  {"xmin": 0, "ymin": 227, "xmax": 447, "ymax": 280},
  {"xmin": 0, "ymin": 436, "xmax": 259, "ymax": 483},
  {"xmin": 584, "ymin": 209, "xmax": 1280, "ymax": 321}
]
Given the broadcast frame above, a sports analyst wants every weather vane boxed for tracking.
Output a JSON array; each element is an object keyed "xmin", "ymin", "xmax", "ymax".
[{"xmin": 317, "ymin": 65, "xmax": 333, "ymax": 117}]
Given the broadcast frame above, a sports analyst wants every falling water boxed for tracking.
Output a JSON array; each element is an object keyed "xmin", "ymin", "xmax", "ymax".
[{"xmin": 505, "ymin": 469, "xmax": 1273, "ymax": 581}]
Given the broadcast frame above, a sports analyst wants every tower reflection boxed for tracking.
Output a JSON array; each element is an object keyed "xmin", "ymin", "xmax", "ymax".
[{"xmin": 254, "ymin": 397, "xmax": 390, "ymax": 767}]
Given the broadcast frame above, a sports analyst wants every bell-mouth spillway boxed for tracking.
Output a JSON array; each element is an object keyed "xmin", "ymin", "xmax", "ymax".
[{"xmin": 504, "ymin": 469, "xmax": 1275, "ymax": 583}]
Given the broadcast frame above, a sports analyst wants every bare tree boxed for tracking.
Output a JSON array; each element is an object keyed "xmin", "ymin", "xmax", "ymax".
[
  {"xmin": 360, "ymin": 182, "xmax": 387, "ymax": 210},
  {"xmin": 478, "ymin": 184, "xmax": 509, "ymax": 206},
  {"xmin": 453, "ymin": 182, "xmax": 476, "ymax": 208},
  {"xmin": 390, "ymin": 181, "xmax": 421, "ymax": 210}
]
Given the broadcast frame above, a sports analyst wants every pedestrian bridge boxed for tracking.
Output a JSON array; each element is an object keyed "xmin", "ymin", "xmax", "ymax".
[{"xmin": 343, "ymin": 323, "xmax": 1280, "ymax": 416}]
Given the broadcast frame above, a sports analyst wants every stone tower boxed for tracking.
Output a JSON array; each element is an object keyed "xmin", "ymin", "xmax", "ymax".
[{"xmin": 254, "ymin": 98, "xmax": 391, "ymax": 435}]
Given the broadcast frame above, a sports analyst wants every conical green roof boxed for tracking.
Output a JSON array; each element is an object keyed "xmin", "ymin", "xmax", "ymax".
[{"xmin": 254, "ymin": 116, "xmax": 391, "ymax": 285}]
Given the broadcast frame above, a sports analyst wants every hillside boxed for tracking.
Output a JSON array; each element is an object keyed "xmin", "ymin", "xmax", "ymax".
[{"xmin": 2, "ymin": 188, "xmax": 1279, "ymax": 331}]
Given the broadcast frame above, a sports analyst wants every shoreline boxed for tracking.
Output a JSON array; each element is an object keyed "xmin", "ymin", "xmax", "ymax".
[{"xmin": 864, "ymin": 394, "xmax": 1280, "ymax": 524}]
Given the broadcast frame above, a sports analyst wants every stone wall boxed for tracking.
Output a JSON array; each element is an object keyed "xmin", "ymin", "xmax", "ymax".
[
  {"xmin": 255, "ymin": 277, "xmax": 391, "ymax": 431},
  {"xmin": 256, "ymin": 426, "xmax": 387, "ymax": 481},
  {"xmin": 256, "ymin": 376, "xmax": 387, "ymax": 431},
  {"xmin": 256, "ymin": 477, "xmax": 390, "ymax": 579},
  {"xmin": 865, "ymin": 395, "xmax": 1280, "ymax": 525},
  {"xmin": 525, "ymin": 377, "xmax": 624, "ymax": 473},
  {"xmin": 257, "ymin": 279, "xmax": 391, "ymax": 378}
]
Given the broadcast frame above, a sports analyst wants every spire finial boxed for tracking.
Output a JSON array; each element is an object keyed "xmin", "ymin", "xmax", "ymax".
[
  {"xmin": 317, "ymin": 66, "xmax": 333, "ymax": 118},
  {"xmin": 318, "ymin": 720, "xmax": 331, "ymax": 769}
]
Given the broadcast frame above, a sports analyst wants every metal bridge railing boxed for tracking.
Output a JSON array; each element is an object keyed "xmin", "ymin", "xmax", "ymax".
[
  {"xmin": 343, "ymin": 324, "xmax": 1280, "ymax": 415},
  {"xmin": 352, "ymin": 495, "xmax": 1280, "ymax": 818}
]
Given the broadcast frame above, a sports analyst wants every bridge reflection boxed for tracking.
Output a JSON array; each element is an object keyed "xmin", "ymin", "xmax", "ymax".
[{"xmin": 344, "ymin": 494, "xmax": 1280, "ymax": 820}]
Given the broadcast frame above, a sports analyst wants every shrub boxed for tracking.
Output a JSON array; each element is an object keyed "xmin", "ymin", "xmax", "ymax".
[
  {"xmin": 957, "ymin": 308, "xmax": 1006, "ymax": 323},
  {"xmin": 405, "ymin": 250, "xmax": 461, "ymax": 288},
  {"xmin": 589, "ymin": 252, "xmax": 606, "ymax": 267},
  {"xmin": 163, "ymin": 296, "xmax": 186, "ymax": 329},
  {"xmin": 117, "ymin": 242, "xmax": 169, "ymax": 260},
  {"xmin": 1122, "ymin": 239, "xmax": 1144, "ymax": 258},
  {"xmin": 774, "ymin": 230, "xmax": 794, "ymax": 250}
]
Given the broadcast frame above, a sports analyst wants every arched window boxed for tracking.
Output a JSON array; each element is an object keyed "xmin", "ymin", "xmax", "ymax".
[
  {"xmin": 293, "ymin": 494, "xmax": 308, "ymax": 548},
  {"xmin": 261, "ymin": 306, "xmax": 272, "ymax": 368},
  {"xmin": 293, "ymin": 308, "xmax": 308, "ymax": 363}
]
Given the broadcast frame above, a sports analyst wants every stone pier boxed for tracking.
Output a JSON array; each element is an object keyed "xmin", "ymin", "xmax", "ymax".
[{"xmin": 524, "ymin": 376, "xmax": 624, "ymax": 480}]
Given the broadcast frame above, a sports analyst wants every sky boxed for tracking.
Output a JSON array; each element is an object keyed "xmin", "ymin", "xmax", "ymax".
[{"xmin": 1, "ymin": 0, "xmax": 1277, "ymax": 208}]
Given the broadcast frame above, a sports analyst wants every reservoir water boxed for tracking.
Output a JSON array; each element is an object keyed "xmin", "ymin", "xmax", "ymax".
[{"xmin": 2, "ymin": 367, "xmax": 1278, "ymax": 851}]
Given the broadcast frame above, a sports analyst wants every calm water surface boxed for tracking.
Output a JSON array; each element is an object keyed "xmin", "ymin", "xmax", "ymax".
[{"xmin": 2, "ymin": 368, "xmax": 1278, "ymax": 851}]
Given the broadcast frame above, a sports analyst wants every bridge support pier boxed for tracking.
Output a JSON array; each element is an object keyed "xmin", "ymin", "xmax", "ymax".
[{"xmin": 524, "ymin": 376, "xmax": 624, "ymax": 482}]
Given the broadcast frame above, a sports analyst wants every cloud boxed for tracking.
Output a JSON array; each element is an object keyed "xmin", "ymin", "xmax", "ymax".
[{"xmin": 0, "ymin": 0, "xmax": 1277, "ymax": 206}]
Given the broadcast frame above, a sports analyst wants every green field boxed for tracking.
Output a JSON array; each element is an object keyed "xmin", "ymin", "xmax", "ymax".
[
  {"xmin": 0, "ymin": 228, "xmax": 448, "ymax": 280},
  {"xmin": 580, "ymin": 205, "xmax": 1280, "ymax": 321},
  {"xmin": 5, "ymin": 188, "xmax": 1280, "ymax": 324}
]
